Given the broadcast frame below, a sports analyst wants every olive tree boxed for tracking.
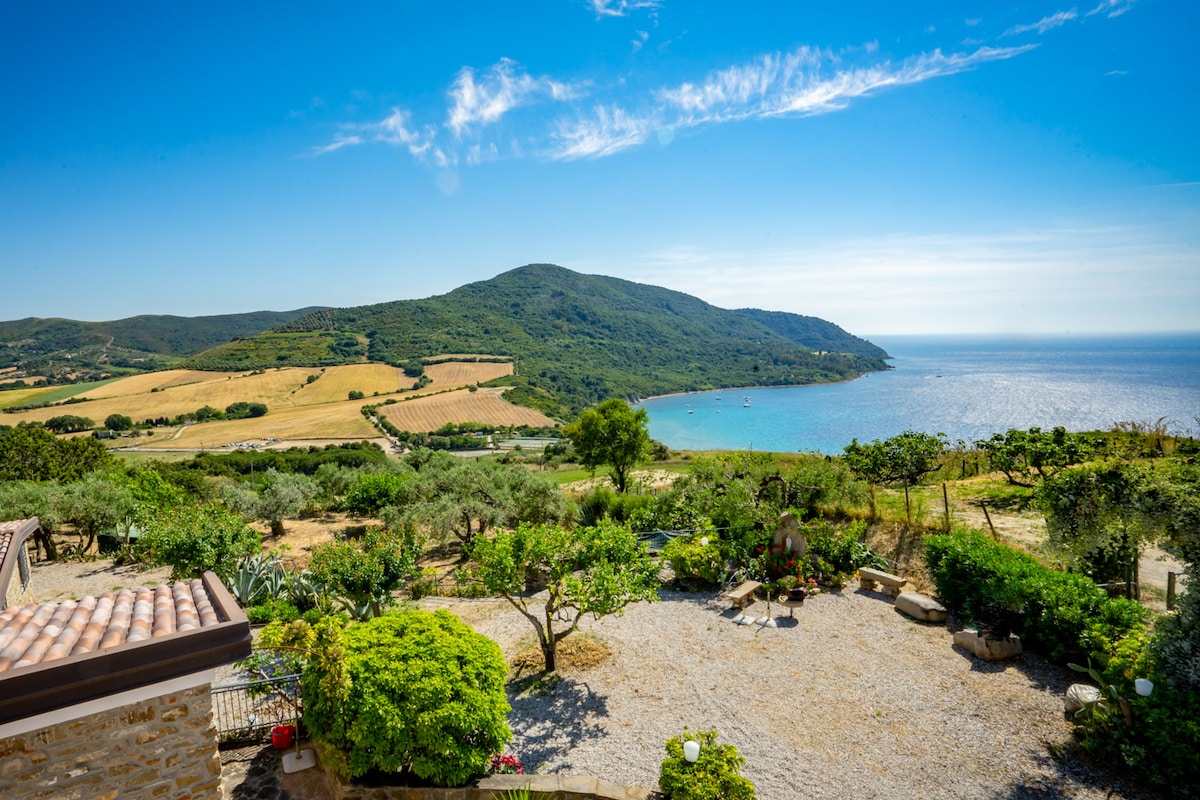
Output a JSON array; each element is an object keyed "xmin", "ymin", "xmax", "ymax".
[{"xmin": 472, "ymin": 520, "xmax": 659, "ymax": 672}]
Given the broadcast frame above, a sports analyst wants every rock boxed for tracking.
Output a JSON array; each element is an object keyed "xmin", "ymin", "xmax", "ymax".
[
  {"xmin": 1065, "ymin": 683, "xmax": 1102, "ymax": 713},
  {"xmin": 895, "ymin": 591, "xmax": 948, "ymax": 623},
  {"xmin": 952, "ymin": 629, "xmax": 1023, "ymax": 661}
]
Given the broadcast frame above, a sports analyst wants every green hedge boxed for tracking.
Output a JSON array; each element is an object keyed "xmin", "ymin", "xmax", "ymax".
[{"xmin": 924, "ymin": 530, "xmax": 1147, "ymax": 663}]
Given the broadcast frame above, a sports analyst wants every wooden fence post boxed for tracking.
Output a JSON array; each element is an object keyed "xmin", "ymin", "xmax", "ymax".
[
  {"xmin": 1167, "ymin": 572, "xmax": 1177, "ymax": 610},
  {"xmin": 979, "ymin": 501, "xmax": 998, "ymax": 540}
]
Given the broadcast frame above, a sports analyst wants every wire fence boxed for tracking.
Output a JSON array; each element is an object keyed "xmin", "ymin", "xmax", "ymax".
[{"xmin": 211, "ymin": 674, "xmax": 301, "ymax": 743}]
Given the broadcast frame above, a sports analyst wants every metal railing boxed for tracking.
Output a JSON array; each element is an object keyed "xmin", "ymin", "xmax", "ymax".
[{"xmin": 211, "ymin": 674, "xmax": 301, "ymax": 743}]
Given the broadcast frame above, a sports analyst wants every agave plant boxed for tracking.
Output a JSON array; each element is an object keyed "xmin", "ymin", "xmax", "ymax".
[{"xmin": 226, "ymin": 554, "xmax": 274, "ymax": 607}]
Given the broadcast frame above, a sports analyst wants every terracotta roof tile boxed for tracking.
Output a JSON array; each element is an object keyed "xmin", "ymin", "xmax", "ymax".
[{"xmin": 0, "ymin": 580, "xmax": 230, "ymax": 674}]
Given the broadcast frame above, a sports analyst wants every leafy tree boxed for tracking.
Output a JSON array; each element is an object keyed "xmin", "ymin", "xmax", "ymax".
[
  {"xmin": 298, "ymin": 609, "xmax": 510, "ymax": 785},
  {"xmin": 308, "ymin": 527, "xmax": 419, "ymax": 618},
  {"xmin": 60, "ymin": 471, "xmax": 137, "ymax": 555},
  {"xmin": 563, "ymin": 398, "xmax": 652, "ymax": 492},
  {"xmin": 347, "ymin": 390, "xmax": 365, "ymax": 401},
  {"xmin": 399, "ymin": 450, "xmax": 570, "ymax": 545},
  {"xmin": 192, "ymin": 405, "xmax": 224, "ymax": 422},
  {"xmin": 843, "ymin": 430, "xmax": 946, "ymax": 519},
  {"xmin": 0, "ymin": 422, "xmax": 112, "ymax": 482},
  {"xmin": 135, "ymin": 504, "xmax": 261, "ymax": 580},
  {"xmin": 222, "ymin": 469, "xmax": 319, "ymax": 536},
  {"xmin": 0, "ymin": 480, "xmax": 64, "ymax": 559},
  {"xmin": 104, "ymin": 413, "xmax": 134, "ymax": 431},
  {"xmin": 342, "ymin": 469, "xmax": 413, "ymax": 516},
  {"xmin": 45, "ymin": 414, "xmax": 94, "ymax": 434},
  {"xmin": 224, "ymin": 401, "xmax": 268, "ymax": 419},
  {"xmin": 471, "ymin": 520, "xmax": 659, "ymax": 672},
  {"xmin": 976, "ymin": 427, "xmax": 1093, "ymax": 487}
]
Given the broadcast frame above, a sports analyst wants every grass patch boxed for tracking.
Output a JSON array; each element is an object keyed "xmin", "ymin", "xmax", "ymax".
[
  {"xmin": 21, "ymin": 378, "xmax": 125, "ymax": 406},
  {"xmin": 509, "ymin": 632, "xmax": 612, "ymax": 677}
]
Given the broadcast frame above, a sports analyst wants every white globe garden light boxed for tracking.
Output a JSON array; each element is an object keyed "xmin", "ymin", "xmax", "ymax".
[
  {"xmin": 1135, "ymin": 678, "xmax": 1154, "ymax": 697},
  {"xmin": 683, "ymin": 740, "xmax": 701, "ymax": 763},
  {"xmin": 700, "ymin": 537, "xmax": 709, "ymax": 546}
]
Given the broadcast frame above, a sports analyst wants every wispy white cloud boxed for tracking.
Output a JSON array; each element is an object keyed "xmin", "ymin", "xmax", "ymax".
[
  {"xmin": 551, "ymin": 105, "xmax": 655, "ymax": 159},
  {"xmin": 652, "ymin": 44, "xmax": 1035, "ymax": 127},
  {"xmin": 1088, "ymin": 0, "xmax": 1136, "ymax": 18},
  {"xmin": 590, "ymin": 0, "xmax": 660, "ymax": 18},
  {"xmin": 318, "ymin": 41, "xmax": 1037, "ymax": 165},
  {"xmin": 632, "ymin": 30, "xmax": 650, "ymax": 53},
  {"xmin": 1005, "ymin": 9, "xmax": 1078, "ymax": 36},
  {"xmin": 1105, "ymin": 69, "xmax": 1128, "ymax": 76},
  {"xmin": 447, "ymin": 58, "xmax": 582, "ymax": 137}
]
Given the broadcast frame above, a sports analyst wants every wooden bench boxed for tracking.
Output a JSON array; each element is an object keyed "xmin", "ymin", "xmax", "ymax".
[
  {"xmin": 858, "ymin": 567, "xmax": 907, "ymax": 597},
  {"xmin": 723, "ymin": 580, "xmax": 762, "ymax": 609}
]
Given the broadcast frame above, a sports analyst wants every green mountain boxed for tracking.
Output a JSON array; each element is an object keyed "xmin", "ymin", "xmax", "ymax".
[
  {"xmin": 184, "ymin": 264, "xmax": 890, "ymax": 417},
  {"xmin": 0, "ymin": 308, "xmax": 327, "ymax": 381}
]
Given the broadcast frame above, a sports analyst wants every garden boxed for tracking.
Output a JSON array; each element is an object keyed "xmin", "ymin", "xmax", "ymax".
[{"xmin": 5, "ymin": 413, "xmax": 1199, "ymax": 798}]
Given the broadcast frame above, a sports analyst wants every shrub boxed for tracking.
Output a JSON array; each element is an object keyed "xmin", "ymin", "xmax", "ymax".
[
  {"xmin": 135, "ymin": 504, "xmax": 261, "ymax": 581},
  {"xmin": 924, "ymin": 530, "xmax": 1147, "ymax": 663},
  {"xmin": 246, "ymin": 598, "xmax": 300, "ymax": 624},
  {"xmin": 302, "ymin": 609, "xmax": 511, "ymax": 786},
  {"xmin": 661, "ymin": 534, "xmax": 728, "ymax": 588},
  {"xmin": 343, "ymin": 471, "xmax": 411, "ymax": 515},
  {"xmin": 658, "ymin": 729, "xmax": 756, "ymax": 800}
]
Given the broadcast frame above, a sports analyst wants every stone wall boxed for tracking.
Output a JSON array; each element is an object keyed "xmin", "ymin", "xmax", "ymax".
[{"xmin": 0, "ymin": 683, "xmax": 223, "ymax": 800}]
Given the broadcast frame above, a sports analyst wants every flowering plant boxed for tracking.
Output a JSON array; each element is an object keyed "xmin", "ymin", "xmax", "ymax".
[{"xmin": 488, "ymin": 753, "xmax": 524, "ymax": 775}]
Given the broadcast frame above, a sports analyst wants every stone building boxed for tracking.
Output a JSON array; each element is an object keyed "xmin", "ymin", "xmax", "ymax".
[{"xmin": 0, "ymin": 517, "xmax": 251, "ymax": 799}]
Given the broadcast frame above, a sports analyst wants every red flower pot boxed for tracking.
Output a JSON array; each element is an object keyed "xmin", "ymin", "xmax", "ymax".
[{"xmin": 271, "ymin": 724, "xmax": 295, "ymax": 750}]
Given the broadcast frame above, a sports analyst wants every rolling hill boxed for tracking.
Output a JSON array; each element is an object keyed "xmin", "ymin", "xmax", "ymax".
[
  {"xmin": 184, "ymin": 264, "xmax": 890, "ymax": 416},
  {"xmin": 0, "ymin": 307, "xmax": 327, "ymax": 381}
]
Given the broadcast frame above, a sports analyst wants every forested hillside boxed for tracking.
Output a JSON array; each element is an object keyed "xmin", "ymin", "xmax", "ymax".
[
  {"xmin": 0, "ymin": 307, "xmax": 326, "ymax": 381},
  {"xmin": 186, "ymin": 264, "xmax": 890, "ymax": 416}
]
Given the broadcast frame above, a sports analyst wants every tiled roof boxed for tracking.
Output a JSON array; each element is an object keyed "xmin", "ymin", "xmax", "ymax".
[
  {"xmin": 0, "ymin": 518, "xmax": 35, "ymax": 569},
  {"xmin": 0, "ymin": 571, "xmax": 251, "ymax": 727},
  {"xmin": 0, "ymin": 580, "xmax": 223, "ymax": 673}
]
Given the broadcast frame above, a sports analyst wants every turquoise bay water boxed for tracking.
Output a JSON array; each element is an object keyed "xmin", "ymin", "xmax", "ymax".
[{"xmin": 640, "ymin": 334, "xmax": 1200, "ymax": 454}]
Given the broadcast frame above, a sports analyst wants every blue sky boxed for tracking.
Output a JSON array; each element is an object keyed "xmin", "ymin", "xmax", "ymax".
[{"xmin": 2, "ymin": 0, "xmax": 1197, "ymax": 335}]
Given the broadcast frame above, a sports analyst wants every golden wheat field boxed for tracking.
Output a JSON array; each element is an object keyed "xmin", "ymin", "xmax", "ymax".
[
  {"xmin": 422, "ymin": 360, "xmax": 514, "ymax": 386},
  {"xmin": 142, "ymin": 399, "xmax": 379, "ymax": 449},
  {"xmin": 292, "ymin": 364, "xmax": 406, "ymax": 404},
  {"xmin": 376, "ymin": 387, "xmax": 554, "ymax": 431},
  {"xmin": 75, "ymin": 369, "xmax": 245, "ymax": 399},
  {"xmin": 7, "ymin": 359, "xmax": 553, "ymax": 447},
  {"xmin": 4, "ymin": 368, "xmax": 323, "ymax": 425}
]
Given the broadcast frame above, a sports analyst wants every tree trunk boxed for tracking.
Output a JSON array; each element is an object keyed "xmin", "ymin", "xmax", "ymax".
[
  {"xmin": 540, "ymin": 638, "xmax": 557, "ymax": 673},
  {"xmin": 270, "ymin": 519, "xmax": 286, "ymax": 537}
]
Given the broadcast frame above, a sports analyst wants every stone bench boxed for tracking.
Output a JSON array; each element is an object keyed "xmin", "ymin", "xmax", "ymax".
[
  {"xmin": 858, "ymin": 567, "xmax": 907, "ymax": 597},
  {"xmin": 894, "ymin": 591, "xmax": 947, "ymax": 623},
  {"xmin": 723, "ymin": 580, "xmax": 761, "ymax": 609}
]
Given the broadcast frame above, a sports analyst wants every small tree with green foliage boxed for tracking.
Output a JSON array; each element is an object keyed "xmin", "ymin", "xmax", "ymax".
[
  {"xmin": 135, "ymin": 504, "xmax": 261, "ymax": 580},
  {"xmin": 472, "ymin": 520, "xmax": 659, "ymax": 672},
  {"xmin": 45, "ymin": 414, "xmax": 94, "ymax": 434},
  {"xmin": 563, "ymin": 398, "xmax": 651, "ymax": 493},
  {"xmin": 104, "ymin": 413, "xmax": 134, "ymax": 431},
  {"xmin": 843, "ymin": 430, "xmax": 946, "ymax": 520},
  {"xmin": 308, "ymin": 527, "xmax": 419, "ymax": 618},
  {"xmin": 300, "ymin": 609, "xmax": 511, "ymax": 785}
]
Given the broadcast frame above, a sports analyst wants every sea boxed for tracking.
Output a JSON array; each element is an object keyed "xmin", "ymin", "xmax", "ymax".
[{"xmin": 639, "ymin": 333, "xmax": 1200, "ymax": 454}]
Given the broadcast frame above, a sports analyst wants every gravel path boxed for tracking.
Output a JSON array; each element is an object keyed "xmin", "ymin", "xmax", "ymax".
[{"xmin": 433, "ymin": 589, "xmax": 1157, "ymax": 800}]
